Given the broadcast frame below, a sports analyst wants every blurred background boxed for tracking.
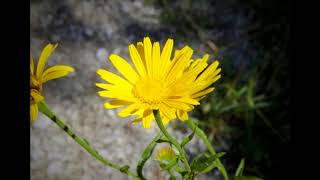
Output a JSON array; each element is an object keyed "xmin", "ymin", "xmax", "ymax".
[{"xmin": 30, "ymin": 0, "xmax": 290, "ymax": 179}]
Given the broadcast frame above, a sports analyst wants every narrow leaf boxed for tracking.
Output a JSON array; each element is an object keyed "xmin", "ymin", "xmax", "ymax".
[
  {"xmin": 160, "ymin": 157, "xmax": 179, "ymax": 170},
  {"xmin": 190, "ymin": 152, "xmax": 225, "ymax": 173},
  {"xmin": 235, "ymin": 158, "xmax": 245, "ymax": 176},
  {"xmin": 120, "ymin": 165, "xmax": 130, "ymax": 173},
  {"xmin": 137, "ymin": 133, "xmax": 162, "ymax": 179},
  {"xmin": 181, "ymin": 126, "xmax": 196, "ymax": 147}
]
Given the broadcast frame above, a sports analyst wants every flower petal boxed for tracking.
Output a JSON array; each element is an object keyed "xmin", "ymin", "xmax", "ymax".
[
  {"xmin": 143, "ymin": 37, "xmax": 153, "ymax": 76},
  {"xmin": 177, "ymin": 110, "xmax": 188, "ymax": 121},
  {"xmin": 152, "ymin": 42, "xmax": 161, "ymax": 77},
  {"xmin": 165, "ymin": 46, "xmax": 193, "ymax": 82},
  {"xmin": 196, "ymin": 60, "xmax": 220, "ymax": 82},
  {"xmin": 159, "ymin": 104, "xmax": 176, "ymax": 120},
  {"xmin": 96, "ymin": 69, "xmax": 132, "ymax": 88},
  {"xmin": 164, "ymin": 100, "xmax": 192, "ymax": 111},
  {"xmin": 129, "ymin": 44, "xmax": 147, "ymax": 77},
  {"xmin": 41, "ymin": 65, "xmax": 74, "ymax": 83},
  {"xmin": 191, "ymin": 87, "xmax": 215, "ymax": 99},
  {"xmin": 31, "ymin": 89, "xmax": 44, "ymax": 103},
  {"xmin": 109, "ymin": 54, "xmax": 140, "ymax": 84},
  {"xmin": 30, "ymin": 51, "xmax": 35, "ymax": 75},
  {"xmin": 118, "ymin": 103, "xmax": 142, "ymax": 117},
  {"xmin": 36, "ymin": 43, "xmax": 58, "ymax": 79},
  {"xmin": 30, "ymin": 104, "xmax": 38, "ymax": 122},
  {"xmin": 159, "ymin": 39, "xmax": 173, "ymax": 75},
  {"xmin": 142, "ymin": 109, "xmax": 154, "ymax": 128}
]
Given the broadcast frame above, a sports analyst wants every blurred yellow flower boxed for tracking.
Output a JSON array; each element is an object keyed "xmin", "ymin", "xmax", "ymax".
[
  {"xmin": 155, "ymin": 146, "xmax": 176, "ymax": 162},
  {"xmin": 30, "ymin": 44, "xmax": 74, "ymax": 122},
  {"xmin": 96, "ymin": 37, "xmax": 221, "ymax": 128}
]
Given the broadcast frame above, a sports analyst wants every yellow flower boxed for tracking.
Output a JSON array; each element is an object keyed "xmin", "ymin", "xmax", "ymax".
[
  {"xmin": 30, "ymin": 43, "xmax": 74, "ymax": 122},
  {"xmin": 155, "ymin": 146, "xmax": 176, "ymax": 162},
  {"xmin": 96, "ymin": 37, "xmax": 221, "ymax": 128}
]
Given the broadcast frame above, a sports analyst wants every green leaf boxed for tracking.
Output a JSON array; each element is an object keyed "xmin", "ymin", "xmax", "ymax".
[
  {"xmin": 160, "ymin": 157, "xmax": 178, "ymax": 170},
  {"xmin": 235, "ymin": 158, "xmax": 245, "ymax": 176},
  {"xmin": 233, "ymin": 176, "xmax": 263, "ymax": 180},
  {"xmin": 119, "ymin": 165, "xmax": 130, "ymax": 173},
  {"xmin": 180, "ymin": 126, "xmax": 196, "ymax": 147},
  {"xmin": 190, "ymin": 152, "xmax": 225, "ymax": 173},
  {"xmin": 236, "ymin": 86, "xmax": 248, "ymax": 97},
  {"xmin": 137, "ymin": 133, "xmax": 162, "ymax": 179},
  {"xmin": 174, "ymin": 164, "xmax": 188, "ymax": 177}
]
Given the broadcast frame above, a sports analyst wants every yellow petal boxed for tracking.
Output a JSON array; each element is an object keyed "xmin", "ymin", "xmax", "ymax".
[
  {"xmin": 129, "ymin": 44, "xmax": 147, "ymax": 77},
  {"xmin": 159, "ymin": 39, "xmax": 173, "ymax": 73},
  {"xmin": 30, "ymin": 75, "xmax": 40, "ymax": 88},
  {"xmin": 36, "ymin": 43, "xmax": 58, "ymax": 79},
  {"xmin": 160, "ymin": 111, "xmax": 171, "ymax": 125},
  {"xmin": 30, "ymin": 104, "xmax": 38, "ymax": 122},
  {"xmin": 191, "ymin": 87, "xmax": 215, "ymax": 99},
  {"xmin": 30, "ymin": 89, "xmax": 44, "ymax": 103},
  {"xmin": 136, "ymin": 42, "xmax": 146, "ymax": 65},
  {"xmin": 196, "ymin": 60, "xmax": 219, "ymax": 82},
  {"xmin": 96, "ymin": 83, "xmax": 131, "ymax": 92},
  {"xmin": 142, "ymin": 109, "xmax": 154, "ymax": 128},
  {"xmin": 177, "ymin": 110, "xmax": 188, "ymax": 121},
  {"xmin": 191, "ymin": 75, "xmax": 221, "ymax": 94},
  {"xmin": 164, "ymin": 100, "xmax": 192, "ymax": 111},
  {"xmin": 143, "ymin": 37, "xmax": 153, "ymax": 76},
  {"xmin": 159, "ymin": 104, "xmax": 176, "ymax": 120},
  {"xmin": 131, "ymin": 118, "xmax": 142, "ymax": 124},
  {"xmin": 104, "ymin": 100, "xmax": 131, "ymax": 109},
  {"xmin": 98, "ymin": 90, "xmax": 135, "ymax": 101},
  {"xmin": 152, "ymin": 42, "xmax": 161, "ymax": 77},
  {"xmin": 95, "ymin": 83, "xmax": 113, "ymax": 90},
  {"xmin": 109, "ymin": 54, "xmax": 140, "ymax": 84},
  {"xmin": 212, "ymin": 68, "xmax": 221, "ymax": 78},
  {"xmin": 168, "ymin": 97, "xmax": 199, "ymax": 105},
  {"xmin": 30, "ymin": 51, "xmax": 35, "ymax": 75},
  {"xmin": 167, "ymin": 48, "xmax": 193, "ymax": 83},
  {"xmin": 41, "ymin": 65, "xmax": 74, "ymax": 83},
  {"xmin": 96, "ymin": 69, "xmax": 132, "ymax": 88},
  {"xmin": 118, "ymin": 103, "xmax": 142, "ymax": 117}
]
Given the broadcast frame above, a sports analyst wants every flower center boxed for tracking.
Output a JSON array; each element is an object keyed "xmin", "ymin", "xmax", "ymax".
[{"xmin": 133, "ymin": 77, "xmax": 165, "ymax": 104}]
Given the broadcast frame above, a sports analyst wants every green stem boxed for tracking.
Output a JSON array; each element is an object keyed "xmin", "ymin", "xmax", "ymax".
[
  {"xmin": 153, "ymin": 110, "xmax": 191, "ymax": 173},
  {"xmin": 186, "ymin": 118, "xmax": 229, "ymax": 180},
  {"xmin": 38, "ymin": 101, "xmax": 140, "ymax": 179}
]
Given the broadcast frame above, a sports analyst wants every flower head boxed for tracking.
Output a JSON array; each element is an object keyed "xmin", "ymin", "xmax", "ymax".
[
  {"xmin": 155, "ymin": 146, "xmax": 176, "ymax": 163},
  {"xmin": 30, "ymin": 44, "xmax": 74, "ymax": 122},
  {"xmin": 96, "ymin": 37, "xmax": 221, "ymax": 128}
]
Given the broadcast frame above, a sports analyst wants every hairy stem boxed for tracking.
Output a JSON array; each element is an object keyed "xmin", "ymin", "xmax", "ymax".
[
  {"xmin": 38, "ymin": 101, "xmax": 140, "ymax": 179},
  {"xmin": 186, "ymin": 118, "xmax": 229, "ymax": 180},
  {"xmin": 153, "ymin": 110, "xmax": 191, "ymax": 173}
]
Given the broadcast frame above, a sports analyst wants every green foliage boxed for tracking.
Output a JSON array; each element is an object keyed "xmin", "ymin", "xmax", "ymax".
[
  {"xmin": 159, "ymin": 157, "xmax": 179, "ymax": 170},
  {"xmin": 180, "ymin": 126, "xmax": 196, "ymax": 148},
  {"xmin": 235, "ymin": 159, "xmax": 245, "ymax": 176},
  {"xmin": 190, "ymin": 152, "xmax": 225, "ymax": 174},
  {"xmin": 119, "ymin": 165, "xmax": 130, "ymax": 173},
  {"xmin": 137, "ymin": 133, "xmax": 163, "ymax": 179}
]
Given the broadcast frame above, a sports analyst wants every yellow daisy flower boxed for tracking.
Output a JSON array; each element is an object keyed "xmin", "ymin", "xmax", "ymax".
[
  {"xmin": 155, "ymin": 146, "xmax": 176, "ymax": 162},
  {"xmin": 30, "ymin": 43, "xmax": 74, "ymax": 122},
  {"xmin": 96, "ymin": 37, "xmax": 221, "ymax": 128}
]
